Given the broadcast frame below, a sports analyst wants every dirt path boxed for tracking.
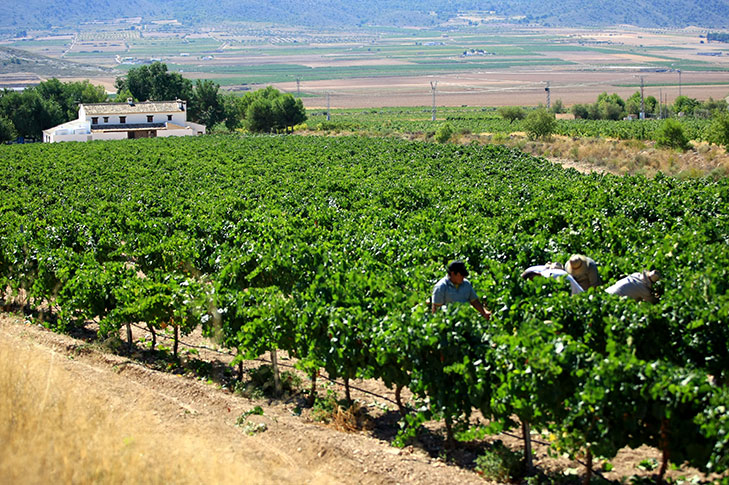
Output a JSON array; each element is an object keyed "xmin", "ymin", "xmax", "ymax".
[
  {"xmin": 2, "ymin": 312, "xmax": 716, "ymax": 484},
  {"xmin": 0, "ymin": 314, "xmax": 485, "ymax": 485},
  {"xmin": 550, "ymin": 157, "xmax": 618, "ymax": 175}
]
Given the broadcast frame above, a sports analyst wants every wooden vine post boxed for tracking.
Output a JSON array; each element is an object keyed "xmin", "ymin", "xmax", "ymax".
[
  {"xmin": 173, "ymin": 323, "xmax": 179, "ymax": 359},
  {"xmin": 125, "ymin": 322, "xmax": 133, "ymax": 352},
  {"xmin": 307, "ymin": 370, "xmax": 318, "ymax": 406},
  {"xmin": 523, "ymin": 420, "xmax": 534, "ymax": 474},
  {"xmin": 270, "ymin": 349, "xmax": 282, "ymax": 395}
]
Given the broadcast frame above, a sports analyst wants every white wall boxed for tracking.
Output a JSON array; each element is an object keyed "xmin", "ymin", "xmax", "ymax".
[
  {"xmin": 186, "ymin": 121, "xmax": 206, "ymax": 135},
  {"xmin": 82, "ymin": 111, "xmax": 186, "ymax": 126},
  {"xmin": 44, "ymin": 120, "xmax": 91, "ymax": 142},
  {"xmin": 91, "ymin": 132, "xmax": 128, "ymax": 141},
  {"xmin": 159, "ymin": 127, "xmax": 199, "ymax": 138},
  {"xmin": 48, "ymin": 133, "xmax": 92, "ymax": 143}
]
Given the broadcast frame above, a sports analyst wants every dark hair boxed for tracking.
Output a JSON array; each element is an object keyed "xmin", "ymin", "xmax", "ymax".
[{"xmin": 447, "ymin": 260, "xmax": 469, "ymax": 277}]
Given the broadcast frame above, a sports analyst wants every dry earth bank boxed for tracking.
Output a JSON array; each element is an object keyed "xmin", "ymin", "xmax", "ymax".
[{"xmin": 0, "ymin": 313, "xmax": 716, "ymax": 484}]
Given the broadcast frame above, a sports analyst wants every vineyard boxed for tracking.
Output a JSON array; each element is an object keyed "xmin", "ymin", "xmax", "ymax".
[
  {"xmin": 1, "ymin": 135, "xmax": 728, "ymax": 482},
  {"xmin": 307, "ymin": 107, "xmax": 714, "ymax": 143}
]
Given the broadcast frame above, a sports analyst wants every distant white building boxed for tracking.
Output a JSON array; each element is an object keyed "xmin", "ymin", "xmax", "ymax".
[{"xmin": 43, "ymin": 99, "xmax": 206, "ymax": 143}]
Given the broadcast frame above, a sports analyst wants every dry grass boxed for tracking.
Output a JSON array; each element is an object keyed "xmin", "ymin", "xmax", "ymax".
[
  {"xmin": 0, "ymin": 340, "xmax": 271, "ymax": 485},
  {"xmin": 330, "ymin": 401, "xmax": 374, "ymax": 433},
  {"xmin": 464, "ymin": 133, "xmax": 729, "ymax": 178}
]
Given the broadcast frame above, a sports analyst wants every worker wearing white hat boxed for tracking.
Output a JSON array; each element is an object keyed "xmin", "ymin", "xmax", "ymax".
[{"xmin": 565, "ymin": 254, "xmax": 602, "ymax": 291}]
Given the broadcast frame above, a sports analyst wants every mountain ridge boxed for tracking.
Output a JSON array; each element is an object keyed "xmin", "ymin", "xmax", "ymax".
[{"xmin": 1, "ymin": 0, "xmax": 728, "ymax": 33}]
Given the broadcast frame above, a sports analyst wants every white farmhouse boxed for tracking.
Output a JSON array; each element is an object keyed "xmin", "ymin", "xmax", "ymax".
[{"xmin": 43, "ymin": 99, "xmax": 206, "ymax": 143}]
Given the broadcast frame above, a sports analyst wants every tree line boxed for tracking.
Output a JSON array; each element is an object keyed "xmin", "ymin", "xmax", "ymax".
[
  {"xmin": 570, "ymin": 91, "xmax": 727, "ymax": 121},
  {"xmin": 115, "ymin": 62, "xmax": 306, "ymax": 134},
  {"xmin": 0, "ymin": 62, "xmax": 306, "ymax": 142}
]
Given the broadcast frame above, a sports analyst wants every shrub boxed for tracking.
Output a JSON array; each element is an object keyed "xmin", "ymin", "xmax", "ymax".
[
  {"xmin": 435, "ymin": 123, "xmax": 454, "ymax": 143},
  {"xmin": 655, "ymin": 119, "xmax": 691, "ymax": 151},
  {"xmin": 708, "ymin": 113, "xmax": 729, "ymax": 148},
  {"xmin": 498, "ymin": 106, "xmax": 526, "ymax": 124},
  {"xmin": 523, "ymin": 108, "xmax": 556, "ymax": 140},
  {"xmin": 474, "ymin": 440, "xmax": 523, "ymax": 482}
]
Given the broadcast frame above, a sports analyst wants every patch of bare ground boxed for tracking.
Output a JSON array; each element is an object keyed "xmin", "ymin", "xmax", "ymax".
[
  {"xmin": 493, "ymin": 135, "xmax": 729, "ymax": 178},
  {"xmin": 0, "ymin": 312, "xmax": 720, "ymax": 484}
]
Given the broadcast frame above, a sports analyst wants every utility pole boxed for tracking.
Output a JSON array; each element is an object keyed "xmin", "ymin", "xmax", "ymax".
[
  {"xmin": 678, "ymin": 69, "xmax": 682, "ymax": 97},
  {"xmin": 326, "ymin": 92, "xmax": 331, "ymax": 121},
  {"xmin": 640, "ymin": 76, "xmax": 645, "ymax": 120},
  {"xmin": 659, "ymin": 88, "xmax": 663, "ymax": 119},
  {"xmin": 296, "ymin": 77, "xmax": 301, "ymax": 97},
  {"xmin": 430, "ymin": 81, "xmax": 438, "ymax": 121},
  {"xmin": 545, "ymin": 81, "xmax": 551, "ymax": 110}
]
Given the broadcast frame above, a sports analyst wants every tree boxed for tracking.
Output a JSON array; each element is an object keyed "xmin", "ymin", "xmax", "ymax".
[
  {"xmin": 0, "ymin": 116, "xmax": 15, "ymax": 143},
  {"xmin": 708, "ymin": 113, "xmax": 729, "ymax": 148},
  {"xmin": 498, "ymin": 106, "xmax": 526, "ymax": 124},
  {"xmin": 273, "ymin": 94, "xmax": 306, "ymax": 133},
  {"xmin": 115, "ymin": 62, "xmax": 193, "ymax": 103},
  {"xmin": 695, "ymin": 97, "xmax": 728, "ymax": 119},
  {"xmin": 189, "ymin": 79, "xmax": 225, "ymax": 128},
  {"xmin": 523, "ymin": 108, "xmax": 556, "ymax": 140},
  {"xmin": 223, "ymin": 94, "xmax": 246, "ymax": 130},
  {"xmin": 571, "ymin": 104, "xmax": 589, "ymax": 119},
  {"xmin": 655, "ymin": 119, "xmax": 691, "ymax": 151},
  {"xmin": 245, "ymin": 98, "xmax": 276, "ymax": 133},
  {"xmin": 625, "ymin": 92, "xmax": 657, "ymax": 118},
  {"xmin": 0, "ymin": 89, "xmax": 63, "ymax": 139},
  {"xmin": 625, "ymin": 91, "xmax": 642, "ymax": 117},
  {"xmin": 645, "ymin": 96, "xmax": 658, "ymax": 115},
  {"xmin": 673, "ymin": 96, "xmax": 700, "ymax": 116},
  {"xmin": 37, "ymin": 79, "xmax": 108, "ymax": 119},
  {"xmin": 550, "ymin": 98, "xmax": 565, "ymax": 114},
  {"xmin": 596, "ymin": 92, "xmax": 625, "ymax": 120},
  {"xmin": 234, "ymin": 88, "xmax": 307, "ymax": 133}
]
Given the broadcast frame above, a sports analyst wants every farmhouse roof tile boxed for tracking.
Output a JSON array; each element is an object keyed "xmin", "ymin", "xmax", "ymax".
[{"xmin": 82, "ymin": 101, "xmax": 185, "ymax": 115}]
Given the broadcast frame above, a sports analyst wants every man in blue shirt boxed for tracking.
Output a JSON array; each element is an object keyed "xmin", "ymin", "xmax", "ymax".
[{"xmin": 431, "ymin": 261, "xmax": 491, "ymax": 319}]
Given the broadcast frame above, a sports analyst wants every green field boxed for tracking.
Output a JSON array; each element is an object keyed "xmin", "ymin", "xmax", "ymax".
[
  {"xmin": 305, "ymin": 107, "xmax": 715, "ymax": 143},
  {"xmin": 7, "ymin": 26, "xmax": 711, "ymax": 86}
]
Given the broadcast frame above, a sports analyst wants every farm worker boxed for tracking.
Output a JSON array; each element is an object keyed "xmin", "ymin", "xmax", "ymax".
[
  {"xmin": 520, "ymin": 262, "xmax": 584, "ymax": 295},
  {"xmin": 565, "ymin": 254, "xmax": 602, "ymax": 291},
  {"xmin": 605, "ymin": 269, "xmax": 661, "ymax": 304},
  {"xmin": 431, "ymin": 260, "xmax": 491, "ymax": 319}
]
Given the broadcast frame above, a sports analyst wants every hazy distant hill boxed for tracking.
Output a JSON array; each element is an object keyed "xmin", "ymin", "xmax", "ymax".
[
  {"xmin": 2, "ymin": 0, "xmax": 728, "ymax": 32},
  {"xmin": 0, "ymin": 46, "xmax": 116, "ymax": 77}
]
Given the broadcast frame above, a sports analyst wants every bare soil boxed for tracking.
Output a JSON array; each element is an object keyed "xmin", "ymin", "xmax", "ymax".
[
  {"xmin": 0, "ymin": 312, "xmax": 715, "ymax": 484},
  {"xmin": 292, "ymin": 70, "xmax": 729, "ymax": 110}
]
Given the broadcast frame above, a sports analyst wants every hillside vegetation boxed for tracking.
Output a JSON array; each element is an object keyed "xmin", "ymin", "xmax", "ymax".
[{"xmin": 2, "ymin": 0, "xmax": 728, "ymax": 33}]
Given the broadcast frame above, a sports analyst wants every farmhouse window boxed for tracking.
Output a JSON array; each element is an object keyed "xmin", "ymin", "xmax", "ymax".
[
  {"xmin": 147, "ymin": 115, "xmax": 154, "ymax": 123},
  {"xmin": 103, "ymin": 116, "xmax": 109, "ymax": 123},
  {"xmin": 119, "ymin": 116, "xmax": 126, "ymax": 124},
  {"xmin": 167, "ymin": 115, "xmax": 173, "ymax": 121},
  {"xmin": 91, "ymin": 117, "xmax": 98, "ymax": 124}
]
